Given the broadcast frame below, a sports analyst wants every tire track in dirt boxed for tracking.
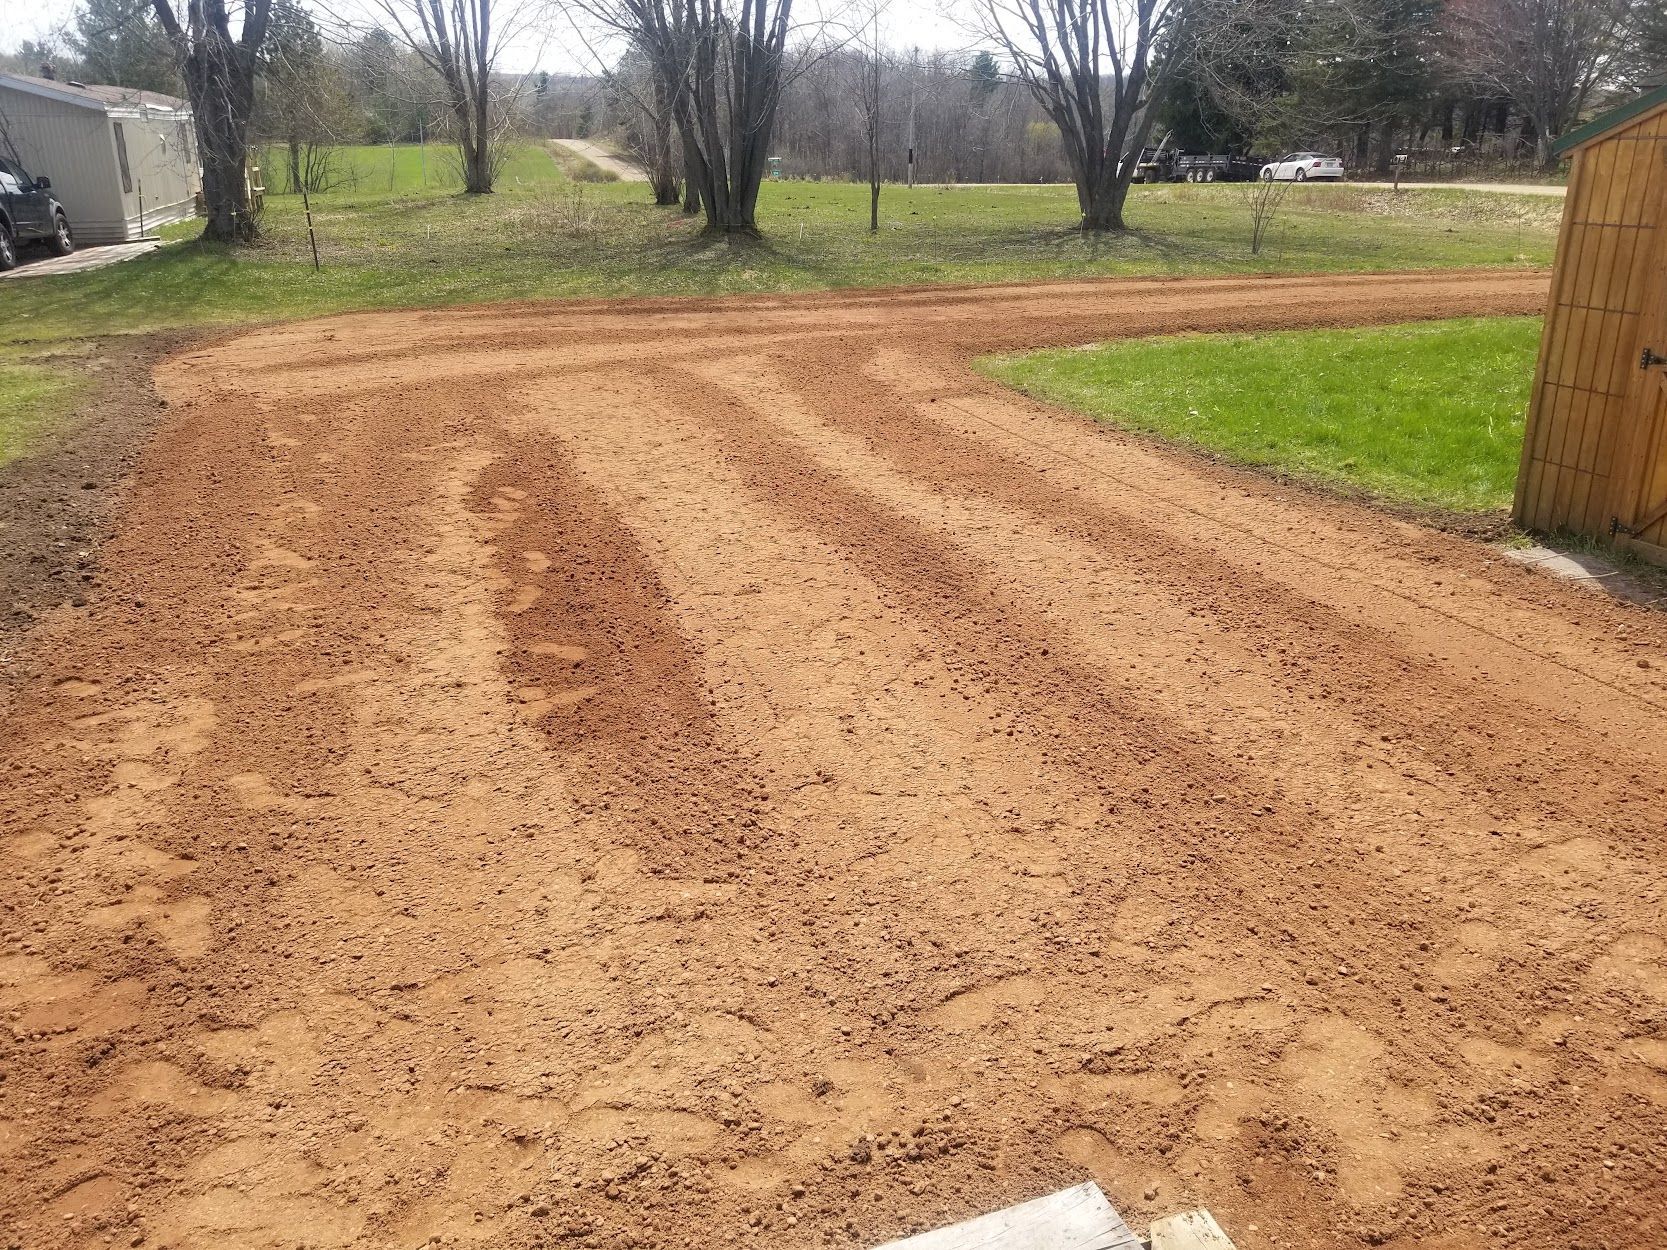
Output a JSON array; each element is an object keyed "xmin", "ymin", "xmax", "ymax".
[
  {"xmin": 6, "ymin": 271, "xmax": 1667, "ymax": 1250},
  {"xmin": 653, "ymin": 358, "xmax": 1481, "ymax": 1014},
  {"xmin": 636, "ymin": 348, "xmax": 1667, "ymax": 1246},
  {"xmin": 733, "ymin": 344, "xmax": 1665, "ymax": 845},
  {"xmin": 472, "ymin": 439, "xmax": 772, "ymax": 881}
]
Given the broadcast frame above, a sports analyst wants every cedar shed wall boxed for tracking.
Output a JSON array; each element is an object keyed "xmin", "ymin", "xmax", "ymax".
[{"xmin": 1515, "ymin": 104, "xmax": 1667, "ymax": 543}]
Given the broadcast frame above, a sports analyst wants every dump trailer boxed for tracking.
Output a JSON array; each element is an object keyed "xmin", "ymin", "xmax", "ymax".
[{"xmin": 1174, "ymin": 153, "xmax": 1265, "ymax": 183}]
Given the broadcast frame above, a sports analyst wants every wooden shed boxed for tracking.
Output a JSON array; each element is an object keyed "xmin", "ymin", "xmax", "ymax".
[{"xmin": 1515, "ymin": 84, "xmax": 1667, "ymax": 564}]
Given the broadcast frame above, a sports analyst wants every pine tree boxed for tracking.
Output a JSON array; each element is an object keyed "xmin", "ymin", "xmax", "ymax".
[{"xmin": 73, "ymin": 0, "xmax": 180, "ymax": 94}]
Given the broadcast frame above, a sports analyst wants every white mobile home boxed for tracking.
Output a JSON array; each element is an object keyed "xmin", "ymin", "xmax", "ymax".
[{"xmin": 0, "ymin": 73, "xmax": 199, "ymax": 244}]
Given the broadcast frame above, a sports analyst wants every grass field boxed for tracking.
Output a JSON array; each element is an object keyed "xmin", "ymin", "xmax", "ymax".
[
  {"xmin": 0, "ymin": 353, "xmax": 85, "ymax": 467},
  {"xmin": 2, "ymin": 143, "xmax": 1560, "ymax": 346},
  {"xmin": 981, "ymin": 316, "xmax": 1541, "ymax": 514}
]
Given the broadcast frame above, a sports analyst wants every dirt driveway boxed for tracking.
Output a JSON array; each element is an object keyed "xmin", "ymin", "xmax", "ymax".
[
  {"xmin": 551, "ymin": 139, "xmax": 648, "ymax": 182},
  {"xmin": 5, "ymin": 271, "xmax": 1667, "ymax": 1250}
]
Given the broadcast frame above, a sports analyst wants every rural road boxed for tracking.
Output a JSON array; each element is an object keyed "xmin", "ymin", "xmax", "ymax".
[
  {"xmin": 552, "ymin": 138, "xmax": 648, "ymax": 182},
  {"xmin": 6, "ymin": 271, "xmax": 1667, "ymax": 1250}
]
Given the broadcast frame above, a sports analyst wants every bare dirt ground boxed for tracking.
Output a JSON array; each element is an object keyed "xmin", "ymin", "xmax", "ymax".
[
  {"xmin": 0, "ymin": 335, "xmax": 183, "ymax": 672},
  {"xmin": 4, "ymin": 271, "xmax": 1667, "ymax": 1250}
]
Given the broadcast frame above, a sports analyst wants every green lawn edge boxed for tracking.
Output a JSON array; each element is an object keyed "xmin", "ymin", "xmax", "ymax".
[{"xmin": 978, "ymin": 316, "xmax": 1543, "ymax": 514}]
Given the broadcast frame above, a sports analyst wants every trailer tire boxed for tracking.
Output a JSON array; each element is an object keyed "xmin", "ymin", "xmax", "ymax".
[{"xmin": 1205, "ymin": 169, "xmax": 1217, "ymax": 183}]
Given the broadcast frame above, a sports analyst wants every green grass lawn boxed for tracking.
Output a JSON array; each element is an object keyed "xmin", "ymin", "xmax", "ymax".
[
  {"xmin": 1, "ymin": 143, "xmax": 1559, "ymax": 346},
  {"xmin": 981, "ymin": 316, "xmax": 1542, "ymax": 513},
  {"xmin": 0, "ymin": 352, "xmax": 85, "ymax": 466}
]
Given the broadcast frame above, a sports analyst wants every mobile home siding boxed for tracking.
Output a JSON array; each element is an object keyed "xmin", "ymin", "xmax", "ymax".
[
  {"xmin": 0, "ymin": 78, "xmax": 199, "ymax": 244},
  {"xmin": 0, "ymin": 84, "xmax": 127, "ymax": 242},
  {"xmin": 108, "ymin": 105, "xmax": 198, "ymax": 237}
]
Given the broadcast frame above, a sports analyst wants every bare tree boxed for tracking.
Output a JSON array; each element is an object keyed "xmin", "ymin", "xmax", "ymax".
[
  {"xmin": 1444, "ymin": 0, "xmax": 1640, "ymax": 167},
  {"xmin": 1241, "ymin": 174, "xmax": 1289, "ymax": 254},
  {"xmin": 259, "ymin": 0, "xmax": 352, "ymax": 195},
  {"xmin": 854, "ymin": 0, "xmax": 885, "ymax": 232},
  {"xmin": 972, "ymin": 0, "xmax": 1183, "ymax": 230},
  {"xmin": 581, "ymin": 0, "xmax": 824, "ymax": 236},
  {"xmin": 602, "ymin": 46, "xmax": 683, "ymax": 203},
  {"xmin": 369, "ymin": 0, "xmax": 541, "ymax": 192},
  {"xmin": 151, "ymin": 0, "xmax": 275, "ymax": 241}
]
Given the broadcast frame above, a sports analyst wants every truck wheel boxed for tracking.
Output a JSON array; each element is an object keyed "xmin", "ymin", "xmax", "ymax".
[
  {"xmin": 0, "ymin": 222, "xmax": 16, "ymax": 271},
  {"xmin": 48, "ymin": 213, "xmax": 74, "ymax": 257},
  {"xmin": 1205, "ymin": 169, "xmax": 1217, "ymax": 183}
]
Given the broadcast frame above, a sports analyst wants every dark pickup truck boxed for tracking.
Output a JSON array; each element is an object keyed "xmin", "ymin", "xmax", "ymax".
[{"xmin": 0, "ymin": 156, "xmax": 75, "ymax": 270}]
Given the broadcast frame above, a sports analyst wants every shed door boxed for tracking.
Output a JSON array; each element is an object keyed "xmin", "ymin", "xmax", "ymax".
[{"xmin": 1622, "ymin": 269, "xmax": 1667, "ymax": 553}]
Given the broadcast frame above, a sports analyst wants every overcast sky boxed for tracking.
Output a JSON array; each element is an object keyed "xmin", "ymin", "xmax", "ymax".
[{"xmin": 5, "ymin": 0, "xmax": 980, "ymax": 77}]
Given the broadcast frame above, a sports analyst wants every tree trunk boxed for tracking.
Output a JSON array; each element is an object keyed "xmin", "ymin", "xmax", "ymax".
[
  {"xmin": 1534, "ymin": 123, "xmax": 1554, "ymax": 170},
  {"xmin": 152, "ymin": 0, "xmax": 269, "ymax": 243},
  {"xmin": 1081, "ymin": 184, "xmax": 1125, "ymax": 231},
  {"xmin": 1374, "ymin": 120, "xmax": 1395, "ymax": 174},
  {"xmin": 648, "ymin": 80, "xmax": 680, "ymax": 206},
  {"xmin": 460, "ymin": 103, "xmax": 491, "ymax": 193},
  {"xmin": 194, "ymin": 44, "xmax": 259, "ymax": 240},
  {"xmin": 867, "ymin": 112, "xmax": 879, "ymax": 232},
  {"xmin": 287, "ymin": 135, "xmax": 301, "ymax": 195}
]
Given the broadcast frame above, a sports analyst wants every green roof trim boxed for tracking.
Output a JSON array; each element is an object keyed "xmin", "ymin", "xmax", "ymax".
[{"xmin": 1553, "ymin": 84, "xmax": 1667, "ymax": 156}]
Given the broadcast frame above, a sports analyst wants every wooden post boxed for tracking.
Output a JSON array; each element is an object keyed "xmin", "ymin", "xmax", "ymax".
[{"xmin": 301, "ymin": 182, "xmax": 321, "ymax": 273}]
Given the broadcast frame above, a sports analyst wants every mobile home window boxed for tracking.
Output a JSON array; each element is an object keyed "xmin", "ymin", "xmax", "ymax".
[{"xmin": 113, "ymin": 122, "xmax": 133, "ymax": 194}]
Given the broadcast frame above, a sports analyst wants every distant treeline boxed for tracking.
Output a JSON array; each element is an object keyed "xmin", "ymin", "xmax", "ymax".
[{"xmin": 6, "ymin": 0, "xmax": 1665, "ymax": 184}]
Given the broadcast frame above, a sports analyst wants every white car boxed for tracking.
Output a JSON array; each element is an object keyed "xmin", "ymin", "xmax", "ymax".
[{"xmin": 1260, "ymin": 152, "xmax": 1346, "ymax": 182}]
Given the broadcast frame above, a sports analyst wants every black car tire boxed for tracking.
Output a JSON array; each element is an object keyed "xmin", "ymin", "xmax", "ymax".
[
  {"xmin": 48, "ymin": 212, "xmax": 74, "ymax": 257},
  {"xmin": 0, "ymin": 222, "xmax": 16, "ymax": 271},
  {"xmin": 1295, "ymin": 169, "xmax": 1308, "ymax": 182}
]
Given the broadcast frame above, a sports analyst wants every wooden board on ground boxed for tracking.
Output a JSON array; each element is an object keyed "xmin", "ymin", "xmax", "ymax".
[
  {"xmin": 871, "ymin": 1182, "xmax": 1141, "ymax": 1250},
  {"xmin": 1150, "ymin": 1209, "xmax": 1238, "ymax": 1250}
]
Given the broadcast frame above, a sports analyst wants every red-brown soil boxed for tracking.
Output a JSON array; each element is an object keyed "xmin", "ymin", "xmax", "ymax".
[{"xmin": 5, "ymin": 271, "xmax": 1666, "ymax": 1250}]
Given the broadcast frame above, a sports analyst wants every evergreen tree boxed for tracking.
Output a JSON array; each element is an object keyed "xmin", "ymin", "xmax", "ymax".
[
  {"xmin": 1630, "ymin": 1, "xmax": 1667, "ymax": 85},
  {"xmin": 73, "ymin": 0, "xmax": 180, "ymax": 93}
]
